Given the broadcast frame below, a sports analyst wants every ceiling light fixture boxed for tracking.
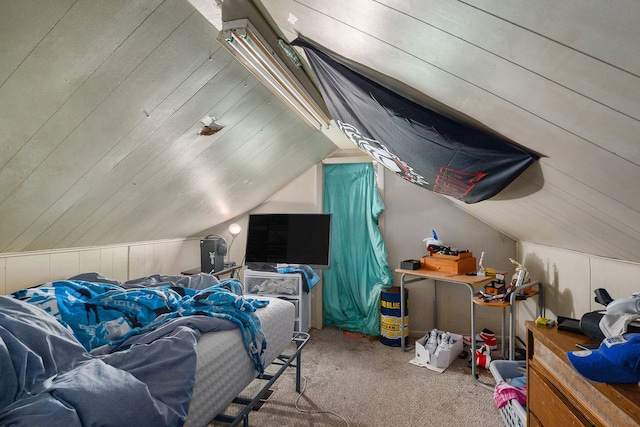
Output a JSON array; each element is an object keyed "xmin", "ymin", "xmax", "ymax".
[
  {"xmin": 198, "ymin": 115, "xmax": 224, "ymax": 136},
  {"xmin": 217, "ymin": 19, "xmax": 330, "ymax": 130}
]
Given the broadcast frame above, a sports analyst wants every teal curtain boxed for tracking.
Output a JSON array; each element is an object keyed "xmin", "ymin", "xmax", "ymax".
[{"xmin": 323, "ymin": 163, "xmax": 392, "ymax": 336}]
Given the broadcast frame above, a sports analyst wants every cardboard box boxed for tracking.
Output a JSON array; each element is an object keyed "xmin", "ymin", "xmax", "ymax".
[
  {"xmin": 409, "ymin": 331, "xmax": 463, "ymax": 373},
  {"xmin": 421, "ymin": 254, "xmax": 476, "ymax": 274}
]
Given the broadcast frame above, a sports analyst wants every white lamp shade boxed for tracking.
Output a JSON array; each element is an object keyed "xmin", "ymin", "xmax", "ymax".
[{"xmin": 228, "ymin": 223, "xmax": 242, "ymax": 237}]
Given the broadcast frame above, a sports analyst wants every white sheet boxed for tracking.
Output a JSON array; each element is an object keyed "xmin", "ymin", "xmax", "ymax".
[{"xmin": 186, "ymin": 297, "xmax": 295, "ymax": 427}]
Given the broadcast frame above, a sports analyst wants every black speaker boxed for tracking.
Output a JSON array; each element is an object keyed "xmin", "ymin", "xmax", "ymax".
[
  {"xmin": 200, "ymin": 237, "xmax": 226, "ymax": 273},
  {"xmin": 580, "ymin": 311, "xmax": 640, "ymax": 342}
]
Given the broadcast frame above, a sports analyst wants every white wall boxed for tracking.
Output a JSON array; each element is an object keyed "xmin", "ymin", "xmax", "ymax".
[
  {"xmin": 383, "ymin": 168, "xmax": 518, "ymax": 337},
  {"xmin": 515, "ymin": 241, "xmax": 640, "ymax": 342}
]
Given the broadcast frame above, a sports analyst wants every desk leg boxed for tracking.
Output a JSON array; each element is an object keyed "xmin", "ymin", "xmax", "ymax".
[
  {"xmin": 509, "ymin": 302, "xmax": 515, "ymax": 360},
  {"xmin": 501, "ymin": 307, "xmax": 507, "ymax": 360},
  {"xmin": 433, "ymin": 280, "xmax": 438, "ymax": 329},
  {"xmin": 466, "ymin": 282, "xmax": 494, "ymax": 391},
  {"xmin": 509, "ymin": 281, "xmax": 544, "ymax": 360}
]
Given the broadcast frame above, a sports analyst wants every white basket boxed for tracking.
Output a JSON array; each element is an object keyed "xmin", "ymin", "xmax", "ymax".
[{"xmin": 489, "ymin": 360, "xmax": 527, "ymax": 427}]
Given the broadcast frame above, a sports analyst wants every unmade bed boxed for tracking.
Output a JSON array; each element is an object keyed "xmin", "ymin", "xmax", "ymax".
[
  {"xmin": 0, "ymin": 272, "xmax": 308, "ymax": 427},
  {"xmin": 188, "ymin": 293, "xmax": 298, "ymax": 426}
]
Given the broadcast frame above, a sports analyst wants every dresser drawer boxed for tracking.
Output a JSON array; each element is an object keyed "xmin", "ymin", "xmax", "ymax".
[
  {"xmin": 526, "ymin": 322, "xmax": 640, "ymax": 427},
  {"xmin": 528, "ymin": 363, "xmax": 590, "ymax": 426}
]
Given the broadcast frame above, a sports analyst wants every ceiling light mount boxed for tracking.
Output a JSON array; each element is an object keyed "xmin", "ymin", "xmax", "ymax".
[{"xmin": 198, "ymin": 115, "xmax": 224, "ymax": 136}]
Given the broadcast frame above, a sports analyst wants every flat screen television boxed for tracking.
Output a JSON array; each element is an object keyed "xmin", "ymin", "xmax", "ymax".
[{"xmin": 244, "ymin": 213, "xmax": 332, "ymax": 269}]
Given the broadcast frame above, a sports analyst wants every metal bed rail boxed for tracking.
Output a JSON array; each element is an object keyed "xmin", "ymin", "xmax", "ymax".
[{"xmin": 213, "ymin": 331, "xmax": 310, "ymax": 427}]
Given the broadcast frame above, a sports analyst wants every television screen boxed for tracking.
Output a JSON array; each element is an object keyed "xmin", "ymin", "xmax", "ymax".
[{"xmin": 245, "ymin": 213, "xmax": 332, "ymax": 269}]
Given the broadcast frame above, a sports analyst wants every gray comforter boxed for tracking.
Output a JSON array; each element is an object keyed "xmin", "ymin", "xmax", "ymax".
[{"xmin": 0, "ymin": 273, "xmax": 262, "ymax": 427}]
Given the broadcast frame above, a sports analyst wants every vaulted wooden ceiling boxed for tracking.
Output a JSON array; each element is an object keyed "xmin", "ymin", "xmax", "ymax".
[
  {"xmin": 1, "ymin": 0, "xmax": 639, "ymax": 263},
  {"xmin": 0, "ymin": 0, "xmax": 336, "ymax": 253}
]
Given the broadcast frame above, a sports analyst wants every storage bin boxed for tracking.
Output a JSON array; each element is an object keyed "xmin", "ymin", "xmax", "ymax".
[
  {"xmin": 244, "ymin": 271, "xmax": 300, "ymax": 295},
  {"xmin": 489, "ymin": 360, "xmax": 527, "ymax": 427},
  {"xmin": 243, "ymin": 270, "xmax": 310, "ymax": 332}
]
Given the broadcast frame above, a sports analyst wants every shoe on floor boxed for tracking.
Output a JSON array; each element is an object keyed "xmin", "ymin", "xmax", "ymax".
[
  {"xmin": 474, "ymin": 344, "xmax": 492, "ymax": 369},
  {"xmin": 433, "ymin": 332, "xmax": 452, "ymax": 359},
  {"xmin": 426, "ymin": 328, "xmax": 439, "ymax": 355},
  {"xmin": 478, "ymin": 329, "xmax": 497, "ymax": 350},
  {"xmin": 462, "ymin": 328, "xmax": 497, "ymax": 350}
]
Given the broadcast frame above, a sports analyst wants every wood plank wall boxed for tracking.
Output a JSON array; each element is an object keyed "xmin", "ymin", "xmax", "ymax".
[{"xmin": 0, "ymin": 238, "xmax": 199, "ymax": 295}]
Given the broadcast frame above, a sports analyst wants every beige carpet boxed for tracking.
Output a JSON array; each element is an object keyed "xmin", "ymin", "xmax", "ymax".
[{"xmin": 211, "ymin": 326, "xmax": 506, "ymax": 427}]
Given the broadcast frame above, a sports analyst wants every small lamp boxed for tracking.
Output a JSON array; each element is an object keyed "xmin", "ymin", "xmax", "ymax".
[{"xmin": 227, "ymin": 223, "xmax": 242, "ymax": 263}]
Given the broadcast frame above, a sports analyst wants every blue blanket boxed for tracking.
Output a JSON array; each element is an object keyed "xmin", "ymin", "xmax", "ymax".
[
  {"xmin": 2, "ymin": 274, "xmax": 271, "ymax": 427},
  {"xmin": 276, "ymin": 264, "xmax": 320, "ymax": 292}
]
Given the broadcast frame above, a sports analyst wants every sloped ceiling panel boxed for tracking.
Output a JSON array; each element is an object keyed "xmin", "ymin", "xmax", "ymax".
[
  {"xmin": 258, "ymin": 0, "xmax": 640, "ymax": 262},
  {"xmin": 0, "ymin": 0, "xmax": 337, "ymax": 253},
  {"xmin": 2, "ymin": 0, "xmax": 640, "ymax": 264}
]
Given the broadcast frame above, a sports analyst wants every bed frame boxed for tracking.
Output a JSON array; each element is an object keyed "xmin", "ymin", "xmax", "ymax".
[{"xmin": 213, "ymin": 331, "xmax": 310, "ymax": 426}]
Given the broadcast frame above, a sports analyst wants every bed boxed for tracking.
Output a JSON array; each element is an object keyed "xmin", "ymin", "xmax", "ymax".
[{"xmin": 0, "ymin": 272, "xmax": 308, "ymax": 427}]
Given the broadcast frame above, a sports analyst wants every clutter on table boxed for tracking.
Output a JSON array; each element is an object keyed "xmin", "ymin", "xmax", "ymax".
[
  {"xmin": 567, "ymin": 333, "xmax": 640, "ymax": 384},
  {"xmin": 535, "ymin": 316, "xmax": 556, "ymax": 327},
  {"xmin": 399, "ymin": 259, "xmax": 421, "ymax": 270},
  {"xmin": 474, "ymin": 258, "xmax": 536, "ymax": 303},
  {"xmin": 420, "ymin": 228, "xmax": 480, "ymax": 275}
]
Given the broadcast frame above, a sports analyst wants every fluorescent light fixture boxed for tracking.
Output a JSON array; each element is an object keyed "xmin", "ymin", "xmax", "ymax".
[{"xmin": 217, "ymin": 19, "xmax": 330, "ymax": 130}]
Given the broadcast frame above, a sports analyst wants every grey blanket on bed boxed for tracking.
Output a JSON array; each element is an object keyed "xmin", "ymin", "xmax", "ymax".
[
  {"xmin": 0, "ymin": 295, "xmax": 206, "ymax": 426},
  {"xmin": 0, "ymin": 272, "xmax": 255, "ymax": 427}
]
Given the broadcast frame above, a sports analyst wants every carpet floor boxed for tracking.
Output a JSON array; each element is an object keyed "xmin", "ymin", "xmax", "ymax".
[{"xmin": 211, "ymin": 326, "xmax": 507, "ymax": 426}]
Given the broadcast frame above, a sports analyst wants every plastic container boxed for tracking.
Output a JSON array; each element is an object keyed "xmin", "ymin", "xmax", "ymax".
[{"xmin": 489, "ymin": 360, "xmax": 527, "ymax": 427}]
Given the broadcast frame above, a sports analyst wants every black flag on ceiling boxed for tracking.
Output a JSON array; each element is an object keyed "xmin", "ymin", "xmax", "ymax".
[{"xmin": 291, "ymin": 38, "xmax": 538, "ymax": 203}]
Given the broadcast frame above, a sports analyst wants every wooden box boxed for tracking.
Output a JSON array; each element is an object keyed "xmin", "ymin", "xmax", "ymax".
[{"xmin": 421, "ymin": 252, "xmax": 476, "ymax": 274}]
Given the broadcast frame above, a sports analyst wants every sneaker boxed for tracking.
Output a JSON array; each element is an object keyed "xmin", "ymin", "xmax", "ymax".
[
  {"xmin": 462, "ymin": 328, "xmax": 497, "ymax": 350},
  {"xmin": 478, "ymin": 329, "xmax": 497, "ymax": 350},
  {"xmin": 440, "ymin": 332, "xmax": 452, "ymax": 346},
  {"xmin": 433, "ymin": 332, "xmax": 451, "ymax": 359},
  {"xmin": 426, "ymin": 329, "xmax": 439, "ymax": 355},
  {"xmin": 462, "ymin": 334, "xmax": 479, "ymax": 346},
  {"xmin": 474, "ymin": 344, "xmax": 492, "ymax": 369}
]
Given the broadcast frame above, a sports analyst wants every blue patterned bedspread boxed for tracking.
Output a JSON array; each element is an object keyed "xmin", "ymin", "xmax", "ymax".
[{"xmin": 1, "ymin": 273, "xmax": 270, "ymax": 427}]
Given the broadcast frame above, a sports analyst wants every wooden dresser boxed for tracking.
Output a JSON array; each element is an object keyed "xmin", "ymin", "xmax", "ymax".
[{"xmin": 526, "ymin": 321, "xmax": 640, "ymax": 426}]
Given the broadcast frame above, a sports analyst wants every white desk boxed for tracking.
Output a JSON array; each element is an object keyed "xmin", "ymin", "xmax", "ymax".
[{"xmin": 396, "ymin": 268, "xmax": 499, "ymax": 390}]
